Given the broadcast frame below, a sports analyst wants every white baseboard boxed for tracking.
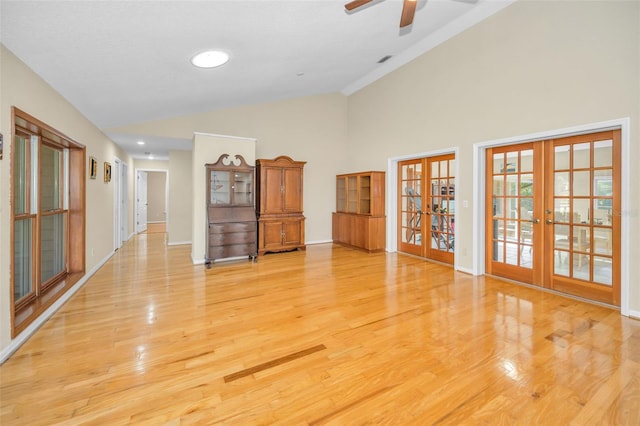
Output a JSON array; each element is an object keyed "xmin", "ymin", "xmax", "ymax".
[
  {"xmin": 147, "ymin": 221, "xmax": 167, "ymax": 224},
  {"xmin": 168, "ymin": 241, "xmax": 192, "ymax": 246},
  {"xmin": 306, "ymin": 239, "xmax": 333, "ymax": 245},
  {"xmin": 0, "ymin": 250, "xmax": 116, "ymax": 365},
  {"xmin": 455, "ymin": 266, "xmax": 475, "ymax": 275},
  {"xmin": 191, "ymin": 254, "xmax": 205, "ymax": 265},
  {"xmin": 628, "ymin": 309, "xmax": 640, "ymax": 320}
]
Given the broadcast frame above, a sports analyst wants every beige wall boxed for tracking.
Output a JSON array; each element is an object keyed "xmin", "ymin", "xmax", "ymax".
[
  {"xmin": 347, "ymin": 1, "xmax": 639, "ymax": 311},
  {"xmin": 146, "ymin": 172, "xmax": 167, "ymax": 223},
  {"xmin": 0, "ymin": 45, "xmax": 133, "ymax": 353},
  {"xmin": 168, "ymin": 150, "xmax": 193, "ymax": 245},
  {"xmin": 110, "ymin": 93, "xmax": 350, "ymax": 245}
]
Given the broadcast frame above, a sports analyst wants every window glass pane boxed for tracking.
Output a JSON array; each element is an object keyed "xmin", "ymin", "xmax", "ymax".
[
  {"xmin": 41, "ymin": 144, "xmax": 61, "ymax": 211},
  {"xmin": 14, "ymin": 218, "xmax": 33, "ymax": 301},
  {"xmin": 41, "ymin": 213, "xmax": 66, "ymax": 283},
  {"xmin": 505, "ymin": 152, "xmax": 518, "ymax": 173},
  {"xmin": 448, "ymin": 159, "xmax": 455, "ymax": 178},
  {"xmin": 13, "ymin": 135, "xmax": 28, "ymax": 214}
]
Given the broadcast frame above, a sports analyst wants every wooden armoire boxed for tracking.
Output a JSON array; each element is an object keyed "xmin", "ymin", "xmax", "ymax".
[{"xmin": 256, "ymin": 156, "xmax": 306, "ymax": 255}]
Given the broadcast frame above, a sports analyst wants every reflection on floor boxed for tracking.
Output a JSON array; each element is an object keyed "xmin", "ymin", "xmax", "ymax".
[{"xmin": 145, "ymin": 222, "xmax": 166, "ymax": 234}]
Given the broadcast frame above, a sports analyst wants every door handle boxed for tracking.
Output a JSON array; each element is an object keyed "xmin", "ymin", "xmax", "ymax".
[{"xmin": 545, "ymin": 219, "xmax": 553, "ymax": 224}]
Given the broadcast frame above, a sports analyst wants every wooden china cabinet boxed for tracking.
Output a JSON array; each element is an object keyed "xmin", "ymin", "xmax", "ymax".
[
  {"xmin": 205, "ymin": 154, "xmax": 257, "ymax": 266},
  {"xmin": 332, "ymin": 171, "xmax": 386, "ymax": 252},
  {"xmin": 256, "ymin": 156, "xmax": 306, "ymax": 255}
]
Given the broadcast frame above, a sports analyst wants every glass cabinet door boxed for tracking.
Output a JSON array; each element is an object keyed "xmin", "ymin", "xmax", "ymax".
[
  {"xmin": 233, "ymin": 171, "xmax": 253, "ymax": 205},
  {"xmin": 210, "ymin": 170, "xmax": 230, "ymax": 205},
  {"xmin": 337, "ymin": 177, "xmax": 346, "ymax": 212},
  {"xmin": 358, "ymin": 175, "xmax": 371, "ymax": 214},
  {"xmin": 347, "ymin": 176, "xmax": 358, "ymax": 213}
]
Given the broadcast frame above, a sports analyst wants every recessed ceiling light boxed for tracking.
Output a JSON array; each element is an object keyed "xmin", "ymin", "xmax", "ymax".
[
  {"xmin": 137, "ymin": 140, "xmax": 145, "ymax": 145},
  {"xmin": 191, "ymin": 50, "xmax": 230, "ymax": 68}
]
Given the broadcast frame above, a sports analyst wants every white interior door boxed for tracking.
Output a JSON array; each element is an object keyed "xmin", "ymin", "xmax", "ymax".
[
  {"xmin": 136, "ymin": 170, "xmax": 148, "ymax": 233},
  {"xmin": 121, "ymin": 163, "xmax": 128, "ymax": 243}
]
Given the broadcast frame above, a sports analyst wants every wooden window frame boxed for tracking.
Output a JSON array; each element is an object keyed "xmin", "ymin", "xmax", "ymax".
[{"xmin": 10, "ymin": 107, "xmax": 86, "ymax": 337}]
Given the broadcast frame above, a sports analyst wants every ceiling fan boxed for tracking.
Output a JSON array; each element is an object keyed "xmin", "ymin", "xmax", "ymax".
[{"xmin": 345, "ymin": 0, "xmax": 418, "ymax": 28}]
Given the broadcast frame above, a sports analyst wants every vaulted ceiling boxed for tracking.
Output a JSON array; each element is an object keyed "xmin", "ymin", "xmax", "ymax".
[{"xmin": 1, "ymin": 0, "xmax": 512, "ymax": 158}]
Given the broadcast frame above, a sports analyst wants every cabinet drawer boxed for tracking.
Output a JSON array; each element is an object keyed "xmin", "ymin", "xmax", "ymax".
[
  {"xmin": 209, "ymin": 222, "xmax": 255, "ymax": 234},
  {"xmin": 209, "ymin": 230, "xmax": 257, "ymax": 246},
  {"xmin": 208, "ymin": 243, "xmax": 257, "ymax": 259}
]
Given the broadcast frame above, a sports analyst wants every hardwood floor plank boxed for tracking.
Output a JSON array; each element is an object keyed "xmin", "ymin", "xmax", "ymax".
[{"xmin": 1, "ymin": 233, "xmax": 639, "ymax": 424}]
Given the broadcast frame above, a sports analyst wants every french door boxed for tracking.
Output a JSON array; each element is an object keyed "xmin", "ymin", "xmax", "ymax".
[
  {"xmin": 398, "ymin": 154, "xmax": 455, "ymax": 264},
  {"xmin": 486, "ymin": 130, "xmax": 620, "ymax": 306}
]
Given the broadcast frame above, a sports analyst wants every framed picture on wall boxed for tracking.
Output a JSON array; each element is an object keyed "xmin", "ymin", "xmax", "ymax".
[
  {"xmin": 89, "ymin": 156, "xmax": 97, "ymax": 179},
  {"xmin": 104, "ymin": 162, "xmax": 111, "ymax": 183}
]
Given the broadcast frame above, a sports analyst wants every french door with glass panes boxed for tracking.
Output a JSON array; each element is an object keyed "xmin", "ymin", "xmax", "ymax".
[
  {"xmin": 398, "ymin": 154, "xmax": 455, "ymax": 264},
  {"xmin": 486, "ymin": 130, "xmax": 620, "ymax": 306}
]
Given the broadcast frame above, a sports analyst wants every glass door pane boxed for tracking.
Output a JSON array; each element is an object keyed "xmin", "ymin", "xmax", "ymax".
[
  {"xmin": 347, "ymin": 176, "xmax": 357, "ymax": 213},
  {"xmin": 359, "ymin": 175, "xmax": 371, "ymax": 214},
  {"xmin": 210, "ymin": 170, "xmax": 230, "ymax": 204},
  {"xmin": 486, "ymin": 143, "xmax": 538, "ymax": 284},
  {"xmin": 398, "ymin": 159, "xmax": 423, "ymax": 256},
  {"xmin": 551, "ymin": 138, "xmax": 615, "ymax": 286},
  {"xmin": 233, "ymin": 171, "xmax": 253, "ymax": 205}
]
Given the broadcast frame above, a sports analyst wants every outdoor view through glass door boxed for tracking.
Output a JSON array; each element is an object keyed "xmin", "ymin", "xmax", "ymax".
[
  {"xmin": 486, "ymin": 130, "xmax": 620, "ymax": 306},
  {"xmin": 398, "ymin": 154, "xmax": 455, "ymax": 264}
]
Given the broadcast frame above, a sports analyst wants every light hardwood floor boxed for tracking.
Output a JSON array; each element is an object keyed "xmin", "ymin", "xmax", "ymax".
[{"xmin": 1, "ymin": 232, "xmax": 639, "ymax": 424}]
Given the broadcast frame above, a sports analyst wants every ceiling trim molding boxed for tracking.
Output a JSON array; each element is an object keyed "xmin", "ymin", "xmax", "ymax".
[{"xmin": 341, "ymin": 0, "xmax": 516, "ymax": 96}]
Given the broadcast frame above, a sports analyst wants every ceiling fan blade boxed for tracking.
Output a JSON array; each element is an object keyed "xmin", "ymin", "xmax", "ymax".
[
  {"xmin": 345, "ymin": 0, "xmax": 374, "ymax": 11},
  {"xmin": 400, "ymin": 0, "xmax": 417, "ymax": 27}
]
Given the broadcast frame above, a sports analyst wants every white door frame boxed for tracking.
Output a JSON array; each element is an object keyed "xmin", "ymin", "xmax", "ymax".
[
  {"xmin": 121, "ymin": 162, "xmax": 129, "ymax": 243},
  {"xmin": 472, "ymin": 118, "xmax": 631, "ymax": 316},
  {"xmin": 113, "ymin": 158, "xmax": 122, "ymax": 250}
]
